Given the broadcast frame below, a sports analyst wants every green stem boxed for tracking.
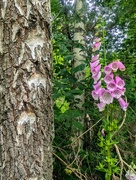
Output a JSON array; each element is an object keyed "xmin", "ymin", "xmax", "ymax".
[
  {"xmin": 106, "ymin": 107, "xmax": 111, "ymax": 180},
  {"xmin": 102, "ymin": 24, "xmax": 106, "ymax": 66},
  {"xmin": 107, "ymin": 146, "xmax": 111, "ymax": 180}
]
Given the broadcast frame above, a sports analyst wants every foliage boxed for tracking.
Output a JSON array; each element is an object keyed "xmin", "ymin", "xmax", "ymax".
[{"xmin": 51, "ymin": 0, "xmax": 136, "ymax": 179}]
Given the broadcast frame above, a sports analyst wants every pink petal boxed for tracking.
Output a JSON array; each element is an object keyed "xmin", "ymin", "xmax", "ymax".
[
  {"xmin": 107, "ymin": 80, "xmax": 116, "ymax": 91},
  {"xmin": 90, "ymin": 60, "xmax": 99, "ymax": 69},
  {"xmin": 104, "ymin": 73, "xmax": 114, "ymax": 84},
  {"xmin": 104, "ymin": 65, "xmax": 112, "ymax": 74},
  {"xmin": 118, "ymin": 61, "xmax": 125, "ymax": 71},
  {"xmin": 93, "ymin": 80, "xmax": 101, "ymax": 90},
  {"xmin": 91, "ymin": 90, "xmax": 99, "ymax": 100},
  {"xmin": 112, "ymin": 89, "xmax": 123, "ymax": 99},
  {"xmin": 91, "ymin": 64, "xmax": 101, "ymax": 76},
  {"xmin": 92, "ymin": 42, "xmax": 101, "ymax": 51},
  {"xmin": 91, "ymin": 54, "xmax": 99, "ymax": 62},
  {"xmin": 100, "ymin": 90, "xmax": 113, "ymax": 104},
  {"xmin": 118, "ymin": 97, "xmax": 129, "ymax": 111},
  {"xmin": 95, "ymin": 87, "xmax": 105, "ymax": 96},
  {"xmin": 97, "ymin": 102, "xmax": 106, "ymax": 112},
  {"xmin": 109, "ymin": 61, "xmax": 118, "ymax": 72},
  {"xmin": 93, "ymin": 71, "xmax": 101, "ymax": 84},
  {"xmin": 115, "ymin": 76, "xmax": 125, "ymax": 89}
]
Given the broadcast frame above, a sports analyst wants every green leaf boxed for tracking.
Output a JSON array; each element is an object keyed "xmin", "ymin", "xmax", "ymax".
[
  {"xmin": 72, "ymin": 64, "xmax": 86, "ymax": 74},
  {"xmin": 73, "ymin": 120, "xmax": 83, "ymax": 131}
]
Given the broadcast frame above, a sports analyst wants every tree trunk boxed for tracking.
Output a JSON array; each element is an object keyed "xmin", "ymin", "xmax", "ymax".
[
  {"xmin": 72, "ymin": 0, "xmax": 86, "ymax": 149},
  {"xmin": 0, "ymin": 1, "xmax": 53, "ymax": 179}
]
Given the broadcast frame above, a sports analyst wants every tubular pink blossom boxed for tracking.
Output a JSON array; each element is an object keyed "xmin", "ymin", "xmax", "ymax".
[
  {"xmin": 104, "ymin": 73, "xmax": 114, "ymax": 84},
  {"xmin": 109, "ymin": 61, "xmax": 118, "ymax": 72},
  {"xmin": 118, "ymin": 97, "xmax": 129, "ymax": 111},
  {"xmin": 95, "ymin": 87, "xmax": 105, "ymax": 96},
  {"xmin": 100, "ymin": 90, "xmax": 113, "ymax": 104},
  {"xmin": 97, "ymin": 102, "xmax": 106, "ymax": 112},
  {"xmin": 118, "ymin": 61, "xmax": 125, "ymax": 71},
  {"xmin": 112, "ymin": 89, "xmax": 123, "ymax": 99},
  {"xmin": 90, "ymin": 60, "xmax": 99, "ymax": 69},
  {"xmin": 91, "ymin": 90, "xmax": 99, "ymax": 100},
  {"xmin": 93, "ymin": 80, "xmax": 101, "ymax": 90},
  {"xmin": 92, "ymin": 42, "xmax": 101, "ymax": 51},
  {"xmin": 93, "ymin": 71, "xmax": 101, "ymax": 84},
  {"xmin": 91, "ymin": 64, "xmax": 101, "ymax": 76},
  {"xmin": 104, "ymin": 65, "xmax": 112, "ymax": 74},
  {"xmin": 107, "ymin": 80, "xmax": 116, "ymax": 91},
  {"xmin": 91, "ymin": 54, "xmax": 99, "ymax": 62},
  {"xmin": 115, "ymin": 76, "xmax": 125, "ymax": 89}
]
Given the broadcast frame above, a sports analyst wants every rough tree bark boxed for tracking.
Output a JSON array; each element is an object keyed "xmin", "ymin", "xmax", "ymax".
[{"xmin": 0, "ymin": 0, "xmax": 53, "ymax": 179}]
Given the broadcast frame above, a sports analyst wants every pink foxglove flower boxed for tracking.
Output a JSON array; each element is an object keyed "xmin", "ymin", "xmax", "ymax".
[
  {"xmin": 107, "ymin": 80, "xmax": 116, "ymax": 91},
  {"xmin": 100, "ymin": 90, "xmax": 113, "ymax": 104},
  {"xmin": 104, "ymin": 65, "xmax": 112, "ymax": 74},
  {"xmin": 92, "ymin": 42, "xmax": 101, "ymax": 51},
  {"xmin": 91, "ymin": 54, "xmax": 99, "ymax": 62},
  {"xmin": 118, "ymin": 97, "xmax": 129, "ymax": 111},
  {"xmin": 93, "ymin": 80, "xmax": 101, "ymax": 90},
  {"xmin": 90, "ymin": 60, "xmax": 99, "ymax": 69},
  {"xmin": 109, "ymin": 61, "xmax": 118, "ymax": 72},
  {"xmin": 104, "ymin": 73, "xmax": 114, "ymax": 84},
  {"xmin": 115, "ymin": 76, "xmax": 125, "ymax": 89},
  {"xmin": 93, "ymin": 71, "xmax": 101, "ymax": 84},
  {"xmin": 118, "ymin": 61, "xmax": 125, "ymax": 71},
  {"xmin": 95, "ymin": 87, "xmax": 105, "ymax": 96},
  {"xmin": 97, "ymin": 102, "xmax": 106, "ymax": 112},
  {"xmin": 91, "ymin": 64, "xmax": 101, "ymax": 76},
  {"xmin": 112, "ymin": 89, "xmax": 123, "ymax": 99},
  {"xmin": 91, "ymin": 90, "xmax": 99, "ymax": 100}
]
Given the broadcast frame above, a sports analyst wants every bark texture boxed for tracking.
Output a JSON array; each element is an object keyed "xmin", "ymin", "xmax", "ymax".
[
  {"xmin": 73, "ymin": 0, "xmax": 86, "ymax": 148},
  {"xmin": 0, "ymin": 0, "xmax": 53, "ymax": 179}
]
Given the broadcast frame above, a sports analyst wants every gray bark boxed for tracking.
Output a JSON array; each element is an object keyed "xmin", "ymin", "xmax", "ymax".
[
  {"xmin": 72, "ymin": 0, "xmax": 86, "ymax": 149},
  {"xmin": 0, "ymin": 0, "xmax": 53, "ymax": 179}
]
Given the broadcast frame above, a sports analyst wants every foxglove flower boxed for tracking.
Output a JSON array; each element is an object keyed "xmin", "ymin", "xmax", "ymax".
[
  {"xmin": 118, "ymin": 61, "xmax": 125, "ymax": 71},
  {"xmin": 92, "ymin": 42, "xmax": 101, "ymax": 51},
  {"xmin": 109, "ymin": 61, "xmax": 118, "ymax": 72},
  {"xmin": 92, "ymin": 90, "xmax": 99, "ymax": 100},
  {"xmin": 91, "ymin": 64, "xmax": 101, "ymax": 76},
  {"xmin": 104, "ymin": 65, "xmax": 112, "ymax": 75},
  {"xmin": 104, "ymin": 73, "xmax": 114, "ymax": 84},
  {"xmin": 118, "ymin": 97, "xmax": 129, "ymax": 111},
  {"xmin": 100, "ymin": 90, "xmax": 113, "ymax": 104},
  {"xmin": 112, "ymin": 89, "xmax": 123, "ymax": 99},
  {"xmin": 93, "ymin": 80, "xmax": 101, "ymax": 90},
  {"xmin": 91, "ymin": 54, "xmax": 99, "ymax": 62},
  {"xmin": 107, "ymin": 80, "xmax": 116, "ymax": 91},
  {"xmin": 97, "ymin": 102, "xmax": 106, "ymax": 112},
  {"xmin": 90, "ymin": 60, "xmax": 99, "ymax": 69},
  {"xmin": 115, "ymin": 76, "xmax": 125, "ymax": 89},
  {"xmin": 93, "ymin": 71, "xmax": 101, "ymax": 84}
]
